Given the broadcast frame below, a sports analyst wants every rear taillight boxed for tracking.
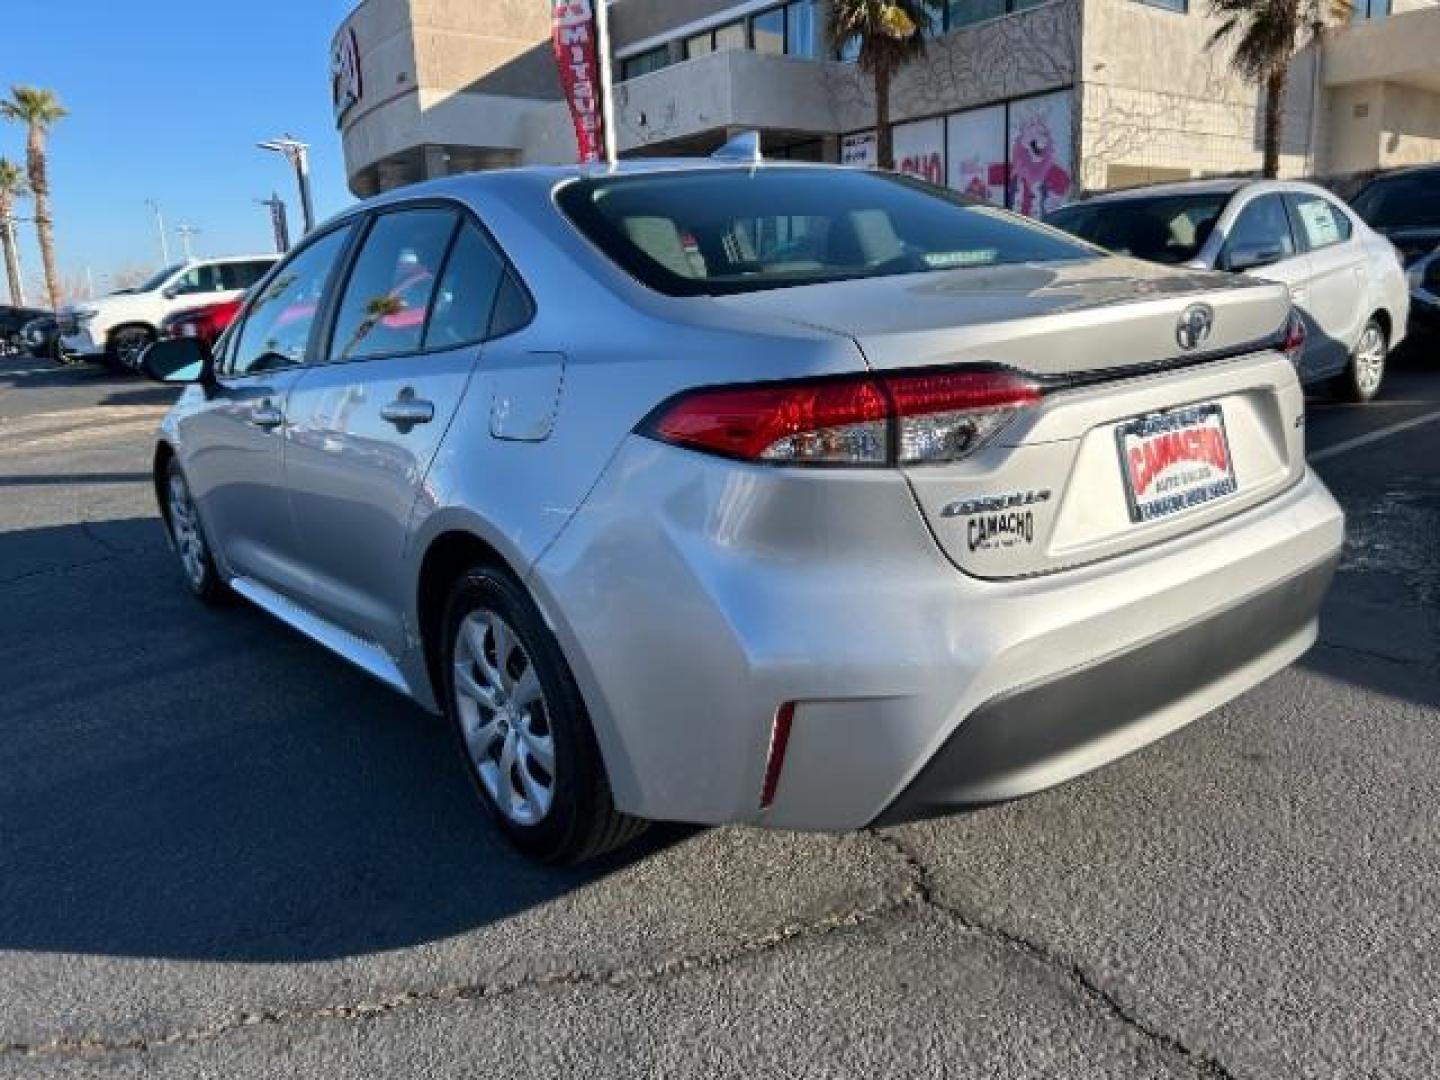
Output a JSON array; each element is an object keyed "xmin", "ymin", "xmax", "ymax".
[
  {"xmin": 1282, "ymin": 311, "xmax": 1306, "ymax": 369},
  {"xmin": 645, "ymin": 368, "xmax": 1041, "ymax": 467}
]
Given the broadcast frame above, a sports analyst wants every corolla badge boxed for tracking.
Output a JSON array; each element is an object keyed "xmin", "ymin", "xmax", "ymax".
[{"xmin": 1176, "ymin": 303, "xmax": 1215, "ymax": 351}]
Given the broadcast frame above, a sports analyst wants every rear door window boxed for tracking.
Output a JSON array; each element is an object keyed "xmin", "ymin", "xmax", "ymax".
[
  {"xmin": 220, "ymin": 260, "xmax": 274, "ymax": 290},
  {"xmin": 328, "ymin": 208, "xmax": 457, "ymax": 363},
  {"xmin": 1286, "ymin": 193, "xmax": 1353, "ymax": 251}
]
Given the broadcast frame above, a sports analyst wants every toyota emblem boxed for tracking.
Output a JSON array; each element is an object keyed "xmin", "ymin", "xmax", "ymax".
[{"xmin": 1176, "ymin": 304, "xmax": 1215, "ymax": 352}]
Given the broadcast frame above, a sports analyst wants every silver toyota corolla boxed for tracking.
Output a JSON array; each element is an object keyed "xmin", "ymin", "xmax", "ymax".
[{"xmin": 141, "ymin": 161, "xmax": 1344, "ymax": 864}]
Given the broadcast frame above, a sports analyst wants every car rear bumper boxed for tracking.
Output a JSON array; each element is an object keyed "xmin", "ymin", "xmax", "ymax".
[
  {"xmin": 534, "ymin": 433, "xmax": 1344, "ymax": 832},
  {"xmin": 872, "ymin": 550, "xmax": 1336, "ymax": 825}
]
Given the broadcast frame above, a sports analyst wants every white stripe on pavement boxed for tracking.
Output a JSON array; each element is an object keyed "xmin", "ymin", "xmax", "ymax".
[{"xmin": 1310, "ymin": 408, "xmax": 1440, "ymax": 463}]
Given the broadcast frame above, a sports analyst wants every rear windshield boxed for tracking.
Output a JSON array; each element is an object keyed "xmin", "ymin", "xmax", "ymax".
[
  {"xmin": 1351, "ymin": 173, "xmax": 1440, "ymax": 230},
  {"xmin": 1045, "ymin": 194, "xmax": 1230, "ymax": 265},
  {"xmin": 556, "ymin": 168, "xmax": 1095, "ymax": 296}
]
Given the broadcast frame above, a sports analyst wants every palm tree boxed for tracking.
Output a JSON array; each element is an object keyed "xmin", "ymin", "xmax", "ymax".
[
  {"xmin": 0, "ymin": 157, "xmax": 26, "ymax": 306},
  {"xmin": 1, "ymin": 86, "xmax": 67, "ymax": 309},
  {"xmin": 1207, "ymin": 0, "xmax": 1344, "ymax": 178},
  {"xmin": 828, "ymin": 1, "xmax": 932, "ymax": 170}
]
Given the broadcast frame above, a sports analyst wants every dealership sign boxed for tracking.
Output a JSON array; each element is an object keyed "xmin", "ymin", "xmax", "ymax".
[
  {"xmin": 552, "ymin": 0, "xmax": 608, "ymax": 164},
  {"xmin": 331, "ymin": 26, "xmax": 362, "ymax": 125}
]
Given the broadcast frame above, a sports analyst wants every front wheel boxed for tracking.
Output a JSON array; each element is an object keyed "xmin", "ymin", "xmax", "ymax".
[
  {"xmin": 441, "ymin": 566, "xmax": 647, "ymax": 865},
  {"xmin": 1333, "ymin": 318, "xmax": 1388, "ymax": 403},
  {"xmin": 163, "ymin": 459, "xmax": 230, "ymax": 605},
  {"xmin": 108, "ymin": 326, "xmax": 154, "ymax": 372}
]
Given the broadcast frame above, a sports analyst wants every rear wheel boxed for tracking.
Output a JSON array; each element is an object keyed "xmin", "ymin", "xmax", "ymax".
[
  {"xmin": 108, "ymin": 326, "xmax": 154, "ymax": 372},
  {"xmin": 1333, "ymin": 318, "xmax": 1388, "ymax": 403},
  {"xmin": 163, "ymin": 459, "xmax": 229, "ymax": 605},
  {"xmin": 441, "ymin": 565, "xmax": 647, "ymax": 864}
]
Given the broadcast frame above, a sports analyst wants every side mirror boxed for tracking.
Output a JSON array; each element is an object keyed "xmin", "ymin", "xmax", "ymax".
[
  {"xmin": 1224, "ymin": 244, "xmax": 1284, "ymax": 273},
  {"xmin": 140, "ymin": 337, "xmax": 215, "ymax": 388}
]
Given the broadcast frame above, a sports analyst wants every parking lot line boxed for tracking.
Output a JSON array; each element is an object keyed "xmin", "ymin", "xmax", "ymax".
[{"xmin": 1310, "ymin": 409, "xmax": 1440, "ymax": 463}]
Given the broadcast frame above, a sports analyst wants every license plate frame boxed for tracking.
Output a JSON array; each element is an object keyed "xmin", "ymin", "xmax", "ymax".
[{"xmin": 1115, "ymin": 402, "xmax": 1238, "ymax": 524}]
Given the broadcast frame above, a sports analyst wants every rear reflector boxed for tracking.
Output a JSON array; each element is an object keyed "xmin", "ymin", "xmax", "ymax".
[
  {"xmin": 1282, "ymin": 311, "xmax": 1306, "ymax": 368},
  {"xmin": 760, "ymin": 702, "xmax": 795, "ymax": 809},
  {"xmin": 646, "ymin": 368, "xmax": 1042, "ymax": 467}
]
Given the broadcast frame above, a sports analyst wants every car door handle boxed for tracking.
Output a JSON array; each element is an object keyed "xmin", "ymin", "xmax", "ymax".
[
  {"xmin": 380, "ymin": 398, "xmax": 435, "ymax": 427},
  {"xmin": 248, "ymin": 404, "xmax": 284, "ymax": 430}
]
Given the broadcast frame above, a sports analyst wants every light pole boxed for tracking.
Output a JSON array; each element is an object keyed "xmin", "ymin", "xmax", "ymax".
[
  {"xmin": 145, "ymin": 199, "xmax": 170, "ymax": 265},
  {"xmin": 176, "ymin": 225, "xmax": 201, "ymax": 262},
  {"xmin": 256, "ymin": 192, "xmax": 290, "ymax": 252},
  {"xmin": 257, "ymin": 137, "xmax": 315, "ymax": 235}
]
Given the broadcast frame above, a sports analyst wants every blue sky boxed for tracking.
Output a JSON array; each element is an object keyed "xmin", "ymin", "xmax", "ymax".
[{"xmin": 3, "ymin": 0, "xmax": 359, "ymax": 298}]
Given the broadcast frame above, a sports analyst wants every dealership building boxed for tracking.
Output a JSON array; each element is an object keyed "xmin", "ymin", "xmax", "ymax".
[{"xmin": 332, "ymin": 0, "xmax": 1440, "ymax": 211}]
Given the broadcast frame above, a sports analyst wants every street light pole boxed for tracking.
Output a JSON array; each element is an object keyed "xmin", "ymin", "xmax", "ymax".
[
  {"xmin": 176, "ymin": 225, "xmax": 200, "ymax": 262},
  {"xmin": 257, "ymin": 137, "xmax": 315, "ymax": 235},
  {"xmin": 256, "ymin": 192, "xmax": 291, "ymax": 253},
  {"xmin": 145, "ymin": 199, "xmax": 170, "ymax": 265}
]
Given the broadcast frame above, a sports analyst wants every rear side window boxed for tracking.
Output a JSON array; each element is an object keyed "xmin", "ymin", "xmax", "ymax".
[
  {"xmin": 557, "ymin": 168, "xmax": 1093, "ymax": 296},
  {"xmin": 221, "ymin": 260, "xmax": 274, "ymax": 290},
  {"xmin": 488, "ymin": 271, "xmax": 533, "ymax": 338},
  {"xmin": 1287, "ymin": 194, "xmax": 1353, "ymax": 251},
  {"xmin": 423, "ymin": 223, "xmax": 505, "ymax": 349},
  {"xmin": 329, "ymin": 208, "xmax": 457, "ymax": 362}
]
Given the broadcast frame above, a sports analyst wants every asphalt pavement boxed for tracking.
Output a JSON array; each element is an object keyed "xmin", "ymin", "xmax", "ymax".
[{"xmin": 1, "ymin": 343, "xmax": 1437, "ymax": 1078}]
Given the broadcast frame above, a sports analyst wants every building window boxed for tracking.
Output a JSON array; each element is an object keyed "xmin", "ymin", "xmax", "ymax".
[
  {"xmin": 947, "ymin": 0, "xmax": 1008, "ymax": 28},
  {"xmin": 784, "ymin": 0, "xmax": 822, "ymax": 57},
  {"xmin": 713, "ymin": 21, "xmax": 748, "ymax": 51},
  {"xmin": 1352, "ymin": 0, "xmax": 1391, "ymax": 19},
  {"xmin": 685, "ymin": 31, "xmax": 714, "ymax": 59},
  {"xmin": 621, "ymin": 45, "xmax": 671, "ymax": 81},
  {"xmin": 1133, "ymin": 0, "xmax": 1189, "ymax": 12},
  {"xmin": 753, "ymin": 8, "xmax": 785, "ymax": 53}
]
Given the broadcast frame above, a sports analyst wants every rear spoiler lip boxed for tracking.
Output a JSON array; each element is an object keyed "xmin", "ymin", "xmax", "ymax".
[{"xmin": 1040, "ymin": 324, "xmax": 1290, "ymax": 392}]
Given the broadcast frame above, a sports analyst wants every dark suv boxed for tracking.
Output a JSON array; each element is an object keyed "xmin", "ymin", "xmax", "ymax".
[{"xmin": 1352, "ymin": 165, "xmax": 1440, "ymax": 334}]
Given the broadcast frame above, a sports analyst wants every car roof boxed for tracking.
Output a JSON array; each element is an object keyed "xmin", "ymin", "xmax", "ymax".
[
  {"xmin": 1075, "ymin": 177, "xmax": 1342, "ymax": 208},
  {"xmin": 1356, "ymin": 162, "xmax": 1440, "ymax": 184},
  {"xmin": 188, "ymin": 254, "xmax": 279, "ymax": 265},
  {"xmin": 330, "ymin": 159, "xmax": 878, "ymax": 224}
]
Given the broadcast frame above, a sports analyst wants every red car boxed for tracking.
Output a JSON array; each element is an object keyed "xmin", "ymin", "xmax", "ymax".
[{"xmin": 158, "ymin": 296, "xmax": 245, "ymax": 348}]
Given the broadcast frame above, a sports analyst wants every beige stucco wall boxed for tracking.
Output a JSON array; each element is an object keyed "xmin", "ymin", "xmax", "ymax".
[
  {"xmin": 335, "ymin": 0, "xmax": 560, "ymax": 191},
  {"xmin": 1078, "ymin": 0, "xmax": 1320, "ymax": 189},
  {"xmin": 826, "ymin": 0, "xmax": 1079, "ymax": 134}
]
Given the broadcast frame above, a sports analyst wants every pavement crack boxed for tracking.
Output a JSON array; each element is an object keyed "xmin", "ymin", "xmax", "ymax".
[
  {"xmin": 869, "ymin": 830, "xmax": 1241, "ymax": 1080},
  {"xmin": 0, "ymin": 888, "xmax": 923, "ymax": 1060}
]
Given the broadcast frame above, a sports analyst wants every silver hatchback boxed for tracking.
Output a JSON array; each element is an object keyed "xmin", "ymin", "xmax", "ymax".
[{"xmin": 143, "ymin": 162, "xmax": 1344, "ymax": 864}]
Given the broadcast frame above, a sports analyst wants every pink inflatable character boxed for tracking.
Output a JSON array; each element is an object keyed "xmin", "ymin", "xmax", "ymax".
[{"xmin": 1009, "ymin": 112, "xmax": 1072, "ymax": 218}]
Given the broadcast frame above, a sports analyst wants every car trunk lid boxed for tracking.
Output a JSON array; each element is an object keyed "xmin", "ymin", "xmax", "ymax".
[{"xmin": 713, "ymin": 257, "xmax": 1303, "ymax": 579}]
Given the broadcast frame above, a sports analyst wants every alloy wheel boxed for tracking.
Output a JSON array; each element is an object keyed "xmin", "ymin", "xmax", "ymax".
[
  {"xmin": 453, "ymin": 609, "xmax": 556, "ymax": 826},
  {"xmin": 1354, "ymin": 324, "xmax": 1386, "ymax": 397},
  {"xmin": 167, "ymin": 473, "xmax": 208, "ymax": 590},
  {"xmin": 117, "ymin": 331, "xmax": 150, "ymax": 369}
]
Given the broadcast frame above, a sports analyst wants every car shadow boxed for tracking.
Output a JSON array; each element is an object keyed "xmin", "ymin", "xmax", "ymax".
[
  {"xmin": 98, "ymin": 385, "xmax": 183, "ymax": 408},
  {"xmin": 0, "ymin": 518, "xmax": 686, "ymax": 964}
]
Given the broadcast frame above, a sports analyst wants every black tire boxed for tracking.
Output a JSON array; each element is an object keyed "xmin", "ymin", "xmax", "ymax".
[
  {"xmin": 1331, "ymin": 317, "xmax": 1388, "ymax": 404},
  {"xmin": 441, "ymin": 564, "xmax": 647, "ymax": 865},
  {"xmin": 107, "ymin": 325, "xmax": 154, "ymax": 373},
  {"xmin": 162, "ymin": 458, "xmax": 231, "ymax": 606}
]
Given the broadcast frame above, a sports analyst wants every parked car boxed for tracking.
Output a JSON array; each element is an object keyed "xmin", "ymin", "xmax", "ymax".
[
  {"xmin": 1351, "ymin": 164, "xmax": 1440, "ymax": 336},
  {"xmin": 140, "ymin": 162, "xmax": 1343, "ymax": 864},
  {"xmin": 1045, "ymin": 179, "xmax": 1410, "ymax": 401},
  {"xmin": 0, "ymin": 303, "xmax": 51, "ymax": 357},
  {"xmin": 1406, "ymin": 247, "xmax": 1440, "ymax": 336},
  {"xmin": 57, "ymin": 255, "xmax": 277, "ymax": 370},
  {"xmin": 159, "ymin": 295, "xmax": 246, "ymax": 348},
  {"xmin": 20, "ymin": 314, "xmax": 64, "ymax": 362}
]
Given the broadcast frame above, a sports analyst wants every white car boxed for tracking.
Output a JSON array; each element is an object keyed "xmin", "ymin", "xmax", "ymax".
[
  {"xmin": 57, "ymin": 255, "xmax": 276, "ymax": 370},
  {"xmin": 1047, "ymin": 180, "xmax": 1411, "ymax": 401}
]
